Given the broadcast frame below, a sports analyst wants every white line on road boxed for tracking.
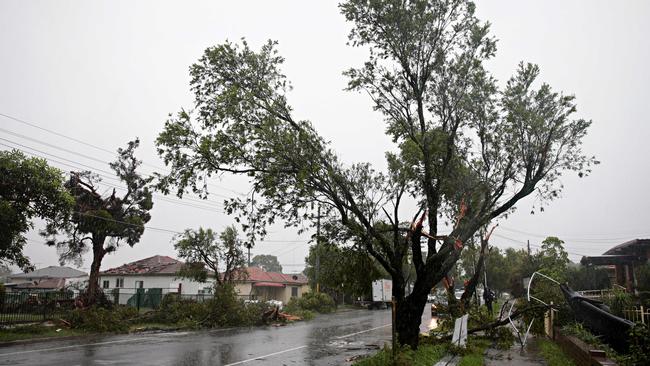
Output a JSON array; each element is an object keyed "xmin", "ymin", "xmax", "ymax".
[
  {"xmin": 334, "ymin": 324, "xmax": 391, "ymax": 339},
  {"xmin": 223, "ymin": 345, "xmax": 308, "ymax": 366},
  {"xmin": 0, "ymin": 337, "xmax": 151, "ymax": 357}
]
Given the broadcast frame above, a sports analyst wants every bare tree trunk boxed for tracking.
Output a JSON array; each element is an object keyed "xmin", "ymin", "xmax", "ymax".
[{"xmin": 87, "ymin": 239, "xmax": 106, "ymax": 304}]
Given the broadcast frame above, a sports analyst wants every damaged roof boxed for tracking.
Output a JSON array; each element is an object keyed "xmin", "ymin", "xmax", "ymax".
[
  {"xmin": 243, "ymin": 267, "xmax": 308, "ymax": 285},
  {"xmin": 100, "ymin": 255, "xmax": 184, "ymax": 275}
]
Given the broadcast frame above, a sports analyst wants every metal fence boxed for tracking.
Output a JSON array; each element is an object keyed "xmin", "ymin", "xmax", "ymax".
[
  {"xmin": 623, "ymin": 306, "xmax": 650, "ymax": 325},
  {"xmin": 0, "ymin": 288, "xmax": 253, "ymax": 324},
  {"xmin": 0, "ymin": 291, "xmax": 77, "ymax": 324}
]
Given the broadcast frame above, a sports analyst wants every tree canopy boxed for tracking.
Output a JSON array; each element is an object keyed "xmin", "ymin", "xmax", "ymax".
[
  {"xmin": 155, "ymin": 0, "xmax": 596, "ymax": 348},
  {"xmin": 250, "ymin": 254, "xmax": 282, "ymax": 273},
  {"xmin": 175, "ymin": 225, "xmax": 247, "ymax": 285},
  {"xmin": 44, "ymin": 139, "xmax": 153, "ymax": 301},
  {"xmin": 0, "ymin": 150, "xmax": 73, "ymax": 271}
]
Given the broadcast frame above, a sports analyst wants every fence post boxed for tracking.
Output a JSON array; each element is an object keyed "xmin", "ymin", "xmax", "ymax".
[{"xmin": 641, "ymin": 305, "xmax": 645, "ymax": 325}]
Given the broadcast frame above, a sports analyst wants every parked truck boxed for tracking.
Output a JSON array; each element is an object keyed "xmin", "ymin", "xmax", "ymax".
[{"xmin": 369, "ymin": 279, "xmax": 393, "ymax": 309}]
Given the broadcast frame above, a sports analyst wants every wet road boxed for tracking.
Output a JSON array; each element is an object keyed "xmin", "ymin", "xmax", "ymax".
[{"xmin": 0, "ymin": 308, "xmax": 419, "ymax": 366}]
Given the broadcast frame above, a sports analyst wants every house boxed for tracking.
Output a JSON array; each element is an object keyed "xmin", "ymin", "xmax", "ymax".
[
  {"xmin": 234, "ymin": 267, "xmax": 309, "ymax": 304},
  {"xmin": 98, "ymin": 255, "xmax": 212, "ymax": 296},
  {"xmin": 5, "ymin": 266, "xmax": 87, "ymax": 292},
  {"xmin": 98, "ymin": 255, "xmax": 309, "ymax": 305},
  {"xmin": 581, "ymin": 238, "xmax": 650, "ymax": 293}
]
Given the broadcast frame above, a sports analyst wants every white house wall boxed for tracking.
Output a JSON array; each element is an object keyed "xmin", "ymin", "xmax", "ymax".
[{"xmin": 98, "ymin": 275, "xmax": 214, "ymax": 295}]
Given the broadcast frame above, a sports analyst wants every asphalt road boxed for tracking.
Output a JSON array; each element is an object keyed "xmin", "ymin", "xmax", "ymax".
[{"xmin": 0, "ymin": 308, "xmax": 430, "ymax": 366}]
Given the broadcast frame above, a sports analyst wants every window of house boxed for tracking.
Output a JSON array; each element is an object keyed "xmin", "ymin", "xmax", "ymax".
[
  {"xmin": 102, "ymin": 280, "xmax": 109, "ymax": 289},
  {"xmin": 115, "ymin": 278, "xmax": 124, "ymax": 288},
  {"xmin": 291, "ymin": 287, "xmax": 298, "ymax": 297},
  {"xmin": 135, "ymin": 280, "xmax": 144, "ymax": 289}
]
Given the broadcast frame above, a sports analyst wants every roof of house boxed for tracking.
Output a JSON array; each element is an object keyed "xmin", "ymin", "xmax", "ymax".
[
  {"xmin": 603, "ymin": 239, "xmax": 650, "ymax": 256},
  {"xmin": 100, "ymin": 255, "xmax": 184, "ymax": 275},
  {"xmin": 10, "ymin": 266, "xmax": 87, "ymax": 279},
  {"xmin": 12, "ymin": 278, "xmax": 66, "ymax": 289},
  {"xmin": 243, "ymin": 267, "xmax": 308, "ymax": 285}
]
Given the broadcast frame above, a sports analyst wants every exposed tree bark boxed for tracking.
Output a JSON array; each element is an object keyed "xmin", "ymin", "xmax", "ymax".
[
  {"xmin": 87, "ymin": 238, "xmax": 106, "ymax": 302},
  {"xmin": 460, "ymin": 225, "xmax": 497, "ymax": 310}
]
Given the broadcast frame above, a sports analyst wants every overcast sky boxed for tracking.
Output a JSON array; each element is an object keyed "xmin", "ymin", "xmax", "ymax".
[{"xmin": 1, "ymin": 0, "xmax": 649, "ymax": 274}]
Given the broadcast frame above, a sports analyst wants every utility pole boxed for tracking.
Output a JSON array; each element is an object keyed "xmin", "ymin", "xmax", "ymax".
[
  {"xmin": 246, "ymin": 243, "xmax": 252, "ymax": 267},
  {"xmin": 316, "ymin": 204, "xmax": 321, "ymax": 293}
]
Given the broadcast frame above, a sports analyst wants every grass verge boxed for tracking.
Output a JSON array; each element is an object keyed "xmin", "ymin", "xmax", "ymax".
[
  {"xmin": 537, "ymin": 338, "xmax": 576, "ymax": 366},
  {"xmin": 0, "ymin": 324, "xmax": 87, "ymax": 343},
  {"xmin": 354, "ymin": 343, "xmax": 447, "ymax": 366}
]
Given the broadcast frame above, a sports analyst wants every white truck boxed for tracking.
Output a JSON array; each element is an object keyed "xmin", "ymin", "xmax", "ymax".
[{"xmin": 369, "ymin": 279, "xmax": 393, "ymax": 309}]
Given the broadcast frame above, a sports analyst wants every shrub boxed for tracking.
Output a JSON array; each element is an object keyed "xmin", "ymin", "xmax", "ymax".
[
  {"xmin": 627, "ymin": 324, "xmax": 650, "ymax": 366},
  {"xmin": 604, "ymin": 287, "xmax": 633, "ymax": 317},
  {"xmin": 284, "ymin": 292, "xmax": 335, "ymax": 314},
  {"xmin": 65, "ymin": 305, "xmax": 138, "ymax": 332},
  {"xmin": 154, "ymin": 293, "xmax": 208, "ymax": 325}
]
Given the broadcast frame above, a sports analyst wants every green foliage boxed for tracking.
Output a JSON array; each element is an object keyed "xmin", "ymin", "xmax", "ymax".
[
  {"xmin": 537, "ymin": 338, "xmax": 576, "ymax": 366},
  {"xmin": 604, "ymin": 286, "xmax": 633, "ymax": 317},
  {"xmin": 250, "ymin": 254, "xmax": 282, "ymax": 273},
  {"xmin": 627, "ymin": 324, "xmax": 650, "ymax": 366},
  {"xmin": 304, "ymin": 242, "xmax": 383, "ymax": 299},
  {"xmin": 354, "ymin": 344, "xmax": 447, "ymax": 366},
  {"xmin": 65, "ymin": 306, "xmax": 138, "ymax": 332},
  {"xmin": 284, "ymin": 291, "xmax": 336, "ymax": 314},
  {"xmin": 155, "ymin": 0, "xmax": 596, "ymax": 349},
  {"xmin": 567, "ymin": 265, "xmax": 611, "ymax": 291},
  {"xmin": 44, "ymin": 139, "xmax": 153, "ymax": 301},
  {"xmin": 154, "ymin": 285, "xmax": 272, "ymax": 327},
  {"xmin": 0, "ymin": 150, "xmax": 73, "ymax": 270},
  {"xmin": 154, "ymin": 293, "xmax": 209, "ymax": 326},
  {"xmin": 175, "ymin": 226, "xmax": 246, "ymax": 285}
]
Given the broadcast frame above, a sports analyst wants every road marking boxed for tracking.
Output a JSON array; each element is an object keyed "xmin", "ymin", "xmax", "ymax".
[
  {"xmin": 223, "ymin": 345, "xmax": 308, "ymax": 365},
  {"xmin": 0, "ymin": 337, "xmax": 151, "ymax": 357},
  {"xmin": 334, "ymin": 324, "xmax": 391, "ymax": 339}
]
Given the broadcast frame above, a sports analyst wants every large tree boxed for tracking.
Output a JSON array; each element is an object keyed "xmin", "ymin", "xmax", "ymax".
[
  {"xmin": 45, "ymin": 140, "xmax": 153, "ymax": 302},
  {"xmin": 0, "ymin": 150, "xmax": 72, "ymax": 271},
  {"xmin": 304, "ymin": 241, "xmax": 385, "ymax": 300},
  {"xmin": 174, "ymin": 225, "xmax": 247, "ymax": 285},
  {"xmin": 250, "ymin": 254, "xmax": 282, "ymax": 273},
  {"xmin": 155, "ymin": 0, "xmax": 596, "ymax": 347}
]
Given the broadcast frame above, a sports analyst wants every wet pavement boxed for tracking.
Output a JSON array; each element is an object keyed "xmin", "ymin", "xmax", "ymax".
[
  {"xmin": 0, "ymin": 308, "xmax": 408, "ymax": 366},
  {"xmin": 484, "ymin": 338, "xmax": 545, "ymax": 366}
]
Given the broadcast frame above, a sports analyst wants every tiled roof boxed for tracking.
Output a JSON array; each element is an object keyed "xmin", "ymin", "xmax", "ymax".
[
  {"xmin": 11, "ymin": 266, "xmax": 87, "ymax": 279},
  {"xmin": 243, "ymin": 267, "xmax": 308, "ymax": 285},
  {"xmin": 13, "ymin": 278, "xmax": 66, "ymax": 289},
  {"xmin": 100, "ymin": 255, "xmax": 184, "ymax": 275}
]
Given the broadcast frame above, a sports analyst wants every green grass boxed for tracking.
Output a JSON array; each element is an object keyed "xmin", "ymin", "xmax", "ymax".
[
  {"xmin": 458, "ymin": 353, "xmax": 483, "ymax": 366},
  {"xmin": 456, "ymin": 338, "xmax": 490, "ymax": 366},
  {"xmin": 354, "ymin": 344, "xmax": 447, "ymax": 366},
  {"xmin": 0, "ymin": 325, "xmax": 86, "ymax": 342},
  {"xmin": 537, "ymin": 338, "xmax": 576, "ymax": 366}
]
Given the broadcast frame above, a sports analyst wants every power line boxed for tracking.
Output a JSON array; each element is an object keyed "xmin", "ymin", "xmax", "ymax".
[
  {"xmin": 0, "ymin": 140, "xmax": 227, "ymax": 213},
  {"xmin": 499, "ymin": 225, "xmax": 650, "ymax": 243},
  {"xmin": 0, "ymin": 114, "xmax": 247, "ymax": 197},
  {"xmin": 492, "ymin": 232, "xmax": 590, "ymax": 257}
]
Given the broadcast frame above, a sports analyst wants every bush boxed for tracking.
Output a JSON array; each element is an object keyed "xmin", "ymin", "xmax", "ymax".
[
  {"xmin": 604, "ymin": 287, "xmax": 633, "ymax": 317},
  {"xmin": 153, "ymin": 293, "xmax": 208, "ymax": 326},
  {"xmin": 627, "ymin": 324, "xmax": 650, "ymax": 366},
  {"xmin": 153, "ymin": 285, "xmax": 272, "ymax": 327},
  {"xmin": 284, "ymin": 292, "xmax": 335, "ymax": 314},
  {"xmin": 65, "ymin": 305, "xmax": 138, "ymax": 332}
]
